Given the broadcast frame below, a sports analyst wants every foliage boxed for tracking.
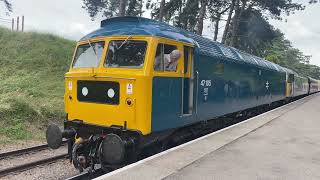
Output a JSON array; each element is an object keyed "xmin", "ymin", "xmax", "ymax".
[
  {"xmin": 264, "ymin": 32, "xmax": 320, "ymax": 79},
  {"xmin": 233, "ymin": 10, "xmax": 279, "ymax": 56},
  {"xmin": 0, "ymin": 28, "xmax": 75, "ymax": 141},
  {"xmin": 0, "ymin": 0, "xmax": 12, "ymax": 14},
  {"xmin": 173, "ymin": 0, "xmax": 199, "ymax": 32},
  {"xmin": 82, "ymin": 0, "xmax": 143, "ymax": 19}
]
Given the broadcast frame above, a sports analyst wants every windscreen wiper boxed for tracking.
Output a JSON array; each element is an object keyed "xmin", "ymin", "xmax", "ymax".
[
  {"xmin": 117, "ymin": 35, "xmax": 132, "ymax": 50},
  {"xmin": 87, "ymin": 39, "xmax": 99, "ymax": 67}
]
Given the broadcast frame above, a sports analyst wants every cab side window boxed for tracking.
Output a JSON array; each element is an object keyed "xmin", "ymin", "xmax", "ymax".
[{"xmin": 154, "ymin": 43, "xmax": 181, "ymax": 72}]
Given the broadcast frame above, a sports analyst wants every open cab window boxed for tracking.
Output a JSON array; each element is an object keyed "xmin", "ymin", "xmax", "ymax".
[
  {"xmin": 154, "ymin": 44, "xmax": 180, "ymax": 72},
  {"xmin": 73, "ymin": 41, "xmax": 105, "ymax": 68},
  {"xmin": 104, "ymin": 40, "xmax": 147, "ymax": 68}
]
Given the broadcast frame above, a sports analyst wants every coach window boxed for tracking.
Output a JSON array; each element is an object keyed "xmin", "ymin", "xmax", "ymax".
[{"xmin": 154, "ymin": 43, "xmax": 181, "ymax": 72}]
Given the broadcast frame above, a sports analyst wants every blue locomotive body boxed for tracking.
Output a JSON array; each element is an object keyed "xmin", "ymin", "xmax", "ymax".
[{"xmin": 151, "ymin": 33, "xmax": 287, "ymax": 132}]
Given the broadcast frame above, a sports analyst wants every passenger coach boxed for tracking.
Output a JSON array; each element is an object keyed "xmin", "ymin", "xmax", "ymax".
[{"xmin": 46, "ymin": 17, "xmax": 318, "ymax": 171}]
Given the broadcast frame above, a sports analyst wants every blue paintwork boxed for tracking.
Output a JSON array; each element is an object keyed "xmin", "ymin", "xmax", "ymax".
[
  {"xmin": 193, "ymin": 52, "xmax": 286, "ymax": 122},
  {"xmin": 151, "ymin": 50, "xmax": 286, "ymax": 132},
  {"xmin": 152, "ymin": 77, "xmax": 195, "ymax": 131}
]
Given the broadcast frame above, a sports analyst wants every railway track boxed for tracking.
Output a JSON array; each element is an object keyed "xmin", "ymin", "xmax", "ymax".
[{"xmin": 0, "ymin": 141, "xmax": 68, "ymax": 177}]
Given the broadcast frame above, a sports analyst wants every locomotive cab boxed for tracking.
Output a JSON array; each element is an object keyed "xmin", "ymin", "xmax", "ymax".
[
  {"xmin": 63, "ymin": 36, "xmax": 194, "ymax": 135},
  {"xmin": 65, "ymin": 36, "xmax": 153, "ymax": 135}
]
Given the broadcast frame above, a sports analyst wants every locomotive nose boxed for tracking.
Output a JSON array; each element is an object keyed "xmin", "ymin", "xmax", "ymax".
[{"xmin": 46, "ymin": 124, "xmax": 76, "ymax": 149}]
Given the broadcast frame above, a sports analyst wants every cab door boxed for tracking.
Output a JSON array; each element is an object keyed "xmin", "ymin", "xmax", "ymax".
[
  {"xmin": 151, "ymin": 39, "xmax": 185, "ymax": 132},
  {"xmin": 181, "ymin": 46, "xmax": 194, "ymax": 116}
]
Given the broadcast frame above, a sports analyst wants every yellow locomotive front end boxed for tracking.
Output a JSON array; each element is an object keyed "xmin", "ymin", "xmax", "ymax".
[
  {"xmin": 64, "ymin": 36, "xmax": 153, "ymax": 136},
  {"xmin": 45, "ymin": 16, "xmax": 194, "ymax": 171},
  {"xmin": 46, "ymin": 35, "xmax": 156, "ymax": 169}
]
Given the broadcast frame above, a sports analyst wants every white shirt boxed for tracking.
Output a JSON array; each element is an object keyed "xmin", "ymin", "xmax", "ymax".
[{"xmin": 154, "ymin": 54, "xmax": 178, "ymax": 72}]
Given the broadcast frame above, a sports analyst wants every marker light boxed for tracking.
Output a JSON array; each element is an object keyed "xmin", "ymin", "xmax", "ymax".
[
  {"xmin": 107, "ymin": 88, "xmax": 115, "ymax": 98},
  {"xmin": 82, "ymin": 87, "xmax": 88, "ymax": 96}
]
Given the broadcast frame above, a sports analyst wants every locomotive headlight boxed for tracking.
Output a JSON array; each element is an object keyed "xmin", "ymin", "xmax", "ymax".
[
  {"xmin": 82, "ymin": 87, "xmax": 89, "ymax": 96},
  {"xmin": 107, "ymin": 88, "xmax": 115, "ymax": 98}
]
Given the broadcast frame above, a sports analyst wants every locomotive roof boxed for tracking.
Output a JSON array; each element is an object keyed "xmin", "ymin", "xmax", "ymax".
[{"xmin": 81, "ymin": 16, "xmax": 290, "ymax": 73}]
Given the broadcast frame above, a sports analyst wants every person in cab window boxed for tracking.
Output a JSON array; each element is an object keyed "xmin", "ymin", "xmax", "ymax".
[{"xmin": 154, "ymin": 49, "xmax": 181, "ymax": 72}]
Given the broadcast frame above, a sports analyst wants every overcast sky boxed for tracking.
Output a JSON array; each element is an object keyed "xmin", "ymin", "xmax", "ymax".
[{"xmin": 1, "ymin": 0, "xmax": 319, "ymax": 66}]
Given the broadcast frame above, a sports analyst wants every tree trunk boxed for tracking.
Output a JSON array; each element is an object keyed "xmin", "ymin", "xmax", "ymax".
[
  {"xmin": 213, "ymin": 14, "xmax": 221, "ymax": 41},
  {"xmin": 196, "ymin": 0, "xmax": 208, "ymax": 35},
  {"xmin": 221, "ymin": 0, "xmax": 236, "ymax": 44},
  {"xmin": 119, "ymin": 0, "xmax": 127, "ymax": 16},
  {"xmin": 140, "ymin": 0, "xmax": 143, "ymax": 17},
  {"xmin": 230, "ymin": 0, "xmax": 240, "ymax": 47},
  {"xmin": 230, "ymin": 0, "xmax": 247, "ymax": 47},
  {"xmin": 159, "ymin": 0, "xmax": 166, "ymax": 22}
]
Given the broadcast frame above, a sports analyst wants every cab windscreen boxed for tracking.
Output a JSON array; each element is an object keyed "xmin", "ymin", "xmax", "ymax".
[
  {"xmin": 105, "ymin": 40, "xmax": 147, "ymax": 68},
  {"xmin": 73, "ymin": 41, "xmax": 105, "ymax": 68}
]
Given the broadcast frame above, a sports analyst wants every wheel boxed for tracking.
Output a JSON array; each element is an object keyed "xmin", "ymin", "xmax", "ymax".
[{"xmin": 72, "ymin": 143, "xmax": 85, "ymax": 172}]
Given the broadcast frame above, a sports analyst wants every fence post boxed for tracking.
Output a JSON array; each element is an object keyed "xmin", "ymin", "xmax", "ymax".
[
  {"xmin": 22, "ymin": 16, "xmax": 24, "ymax": 32},
  {"xmin": 12, "ymin": 18, "xmax": 14, "ymax": 31},
  {"xmin": 16, "ymin": 16, "xmax": 19, "ymax": 31}
]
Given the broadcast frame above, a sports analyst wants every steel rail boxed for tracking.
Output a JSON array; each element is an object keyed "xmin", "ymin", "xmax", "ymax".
[
  {"xmin": 0, "ymin": 153, "xmax": 68, "ymax": 177},
  {"xmin": 0, "ymin": 140, "xmax": 67, "ymax": 159}
]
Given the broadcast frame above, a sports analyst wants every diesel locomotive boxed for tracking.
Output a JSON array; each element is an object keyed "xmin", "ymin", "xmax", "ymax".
[{"xmin": 46, "ymin": 16, "xmax": 319, "ymax": 171}]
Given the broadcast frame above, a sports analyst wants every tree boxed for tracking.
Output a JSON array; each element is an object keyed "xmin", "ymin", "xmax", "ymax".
[
  {"xmin": 221, "ymin": 0, "xmax": 236, "ymax": 43},
  {"xmin": 1, "ymin": 0, "xmax": 12, "ymax": 15},
  {"xmin": 234, "ymin": 9, "xmax": 278, "ymax": 56},
  {"xmin": 147, "ymin": 0, "xmax": 183, "ymax": 23},
  {"xmin": 82, "ymin": 0, "xmax": 143, "ymax": 19},
  {"xmin": 159, "ymin": 0, "xmax": 166, "ymax": 22},
  {"xmin": 309, "ymin": 0, "xmax": 319, "ymax": 3},
  {"xmin": 174, "ymin": 0, "xmax": 199, "ymax": 32},
  {"xmin": 222, "ymin": 0, "xmax": 304, "ymax": 47},
  {"xmin": 264, "ymin": 31, "xmax": 318, "ymax": 78},
  {"xmin": 207, "ymin": 0, "xmax": 231, "ymax": 41},
  {"xmin": 127, "ymin": 0, "xmax": 144, "ymax": 16},
  {"xmin": 196, "ymin": 0, "xmax": 208, "ymax": 35}
]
